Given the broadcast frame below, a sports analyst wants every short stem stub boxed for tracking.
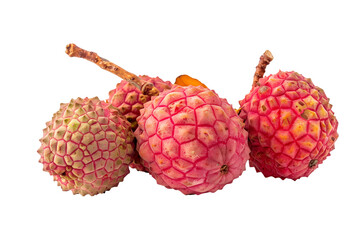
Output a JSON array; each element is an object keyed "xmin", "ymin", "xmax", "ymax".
[
  {"xmin": 253, "ymin": 50, "xmax": 274, "ymax": 87},
  {"xmin": 65, "ymin": 43, "xmax": 159, "ymax": 97}
]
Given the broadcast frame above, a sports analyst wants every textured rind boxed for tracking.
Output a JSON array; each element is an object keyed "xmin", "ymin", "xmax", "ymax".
[
  {"xmin": 239, "ymin": 71, "xmax": 339, "ymax": 180},
  {"xmin": 135, "ymin": 85, "xmax": 250, "ymax": 195},
  {"xmin": 37, "ymin": 97, "xmax": 134, "ymax": 196},
  {"xmin": 108, "ymin": 75, "xmax": 172, "ymax": 171},
  {"xmin": 108, "ymin": 75, "xmax": 172, "ymax": 128}
]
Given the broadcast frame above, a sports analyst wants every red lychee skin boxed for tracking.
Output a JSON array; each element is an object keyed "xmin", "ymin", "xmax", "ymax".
[
  {"xmin": 108, "ymin": 76, "xmax": 172, "ymax": 172},
  {"xmin": 135, "ymin": 85, "xmax": 250, "ymax": 195},
  {"xmin": 108, "ymin": 75, "xmax": 172, "ymax": 128},
  {"xmin": 38, "ymin": 97, "xmax": 134, "ymax": 196},
  {"xmin": 239, "ymin": 71, "xmax": 339, "ymax": 180}
]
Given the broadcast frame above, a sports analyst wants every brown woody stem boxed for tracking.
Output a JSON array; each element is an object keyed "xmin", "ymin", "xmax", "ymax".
[
  {"xmin": 253, "ymin": 50, "xmax": 274, "ymax": 87},
  {"xmin": 65, "ymin": 43, "xmax": 159, "ymax": 96}
]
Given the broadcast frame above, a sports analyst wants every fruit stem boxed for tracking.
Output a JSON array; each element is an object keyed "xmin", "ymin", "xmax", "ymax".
[
  {"xmin": 65, "ymin": 43, "xmax": 159, "ymax": 96},
  {"xmin": 253, "ymin": 50, "xmax": 273, "ymax": 87}
]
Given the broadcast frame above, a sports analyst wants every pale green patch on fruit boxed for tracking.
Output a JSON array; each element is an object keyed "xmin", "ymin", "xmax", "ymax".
[
  {"xmin": 88, "ymin": 119, "xmax": 97, "ymax": 125},
  {"xmin": 68, "ymin": 119, "xmax": 80, "ymax": 132},
  {"xmin": 79, "ymin": 115, "xmax": 89, "ymax": 123},
  {"xmin": 75, "ymin": 108, "xmax": 86, "ymax": 116},
  {"xmin": 63, "ymin": 118, "xmax": 71, "ymax": 125}
]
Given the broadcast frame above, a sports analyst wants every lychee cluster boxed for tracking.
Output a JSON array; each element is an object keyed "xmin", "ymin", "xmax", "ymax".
[{"xmin": 37, "ymin": 44, "xmax": 338, "ymax": 196}]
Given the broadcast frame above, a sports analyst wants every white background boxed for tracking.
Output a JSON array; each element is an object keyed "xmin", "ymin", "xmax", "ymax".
[{"xmin": 1, "ymin": 1, "xmax": 359, "ymax": 239}]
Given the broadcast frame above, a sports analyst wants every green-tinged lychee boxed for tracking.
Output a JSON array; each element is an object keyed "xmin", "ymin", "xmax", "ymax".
[{"xmin": 38, "ymin": 97, "xmax": 134, "ymax": 196}]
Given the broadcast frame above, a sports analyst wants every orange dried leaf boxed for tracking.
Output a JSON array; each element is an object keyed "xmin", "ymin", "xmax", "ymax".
[{"xmin": 175, "ymin": 75, "xmax": 208, "ymax": 88}]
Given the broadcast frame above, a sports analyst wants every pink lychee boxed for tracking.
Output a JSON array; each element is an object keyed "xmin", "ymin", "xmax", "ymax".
[
  {"xmin": 135, "ymin": 85, "xmax": 250, "ymax": 195},
  {"xmin": 108, "ymin": 75, "xmax": 172, "ymax": 129},
  {"xmin": 239, "ymin": 51, "xmax": 339, "ymax": 180}
]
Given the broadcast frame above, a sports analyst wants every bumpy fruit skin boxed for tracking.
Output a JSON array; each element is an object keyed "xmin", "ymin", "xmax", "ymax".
[
  {"xmin": 135, "ymin": 85, "xmax": 250, "ymax": 195},
  {"xmin": 108, "ymin": 75, "xmax": 172, "ymax": 129},
  {"xmin": 239, "ymin": 71, "xmax": 338, "ymax": 180},
  {"xmin": 108, "ymin": 75, "xmax": 172, "ymax": 172},
  {"xmin": 38, "ymin": 97, "xmax": 134, "ymax": 196}
]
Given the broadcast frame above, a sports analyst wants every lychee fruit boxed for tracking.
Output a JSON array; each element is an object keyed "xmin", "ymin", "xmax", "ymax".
[
  {"xmin": 239, "ymin": 50, "xmax": 339, "ymax": 180},
  {"xmin": 108, "ymin": 75, "xmax": 172, "ymax": 129},
  {"xmin": 38, "ymin": 97, "xmax": 134, "ymax": 196},
  {"xmin": 135, "ymin": 85, "xmax": 250, "ymax": 195},
  {"xmin": 65, "ymin": 43, "xmax": 162, "ymax": 172}
]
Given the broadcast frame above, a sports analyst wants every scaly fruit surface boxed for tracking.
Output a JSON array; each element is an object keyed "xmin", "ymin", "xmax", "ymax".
[
  {"xmin": 108, "ymin": 75, "xmax": 172, "ymax": 129},
  {"xmin": 38, "ymin": 97, "xmax": 134, "ymax": 196},
  {"xmin": 66, "ymin": 44, "xmax": 169, "ymax": 173},
  {"xmin": 108, "ymin": 76, "xmax": 172, "ymax": 172},
  {"xmin": 239, "ymin": 71, "xmax": 338, "ymax": 180},
  {"xmin": 135, "ymin": 85, "xmax": 250, "ymax": 195}
]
